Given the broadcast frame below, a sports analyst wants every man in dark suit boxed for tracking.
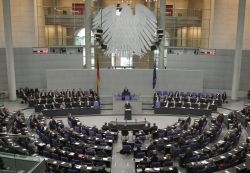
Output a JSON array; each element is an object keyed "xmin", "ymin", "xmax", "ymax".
[
  {"xmin": 122, "ymin": 87, "xmax": 131, "ymax": 100},
  {"xmin": 124, "ymin": 101, "xmax": 131, "ymax": 109}
]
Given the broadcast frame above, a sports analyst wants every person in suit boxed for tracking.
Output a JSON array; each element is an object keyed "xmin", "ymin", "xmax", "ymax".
[
  {"xmin": 222, "ymin": 92, "xmax": 227, "ymax": 103},
  {"xmin": 85, "ymin": 98, "xmax": 91, "ymax": 107},
  {"xmin": 151, "ymin": 152, "xmax": 159, "ymax": 162},
  {"xmin": 124, "ymin": 101, "xmax": 131, "ymax": 109},
  {"xmin": 122, "ymin": 87, "xmax": 131, "ymax": 100},
  {"xmin": 60, "ymin": 101, "xmax": 66, "ymax": 109},
  {"xmin": 102, "ymin": 122, "xmax": 110, "ymax": 131},
  {"xmin": 137, "ymin": 156, "xmax": 149, "ymax": 171}
]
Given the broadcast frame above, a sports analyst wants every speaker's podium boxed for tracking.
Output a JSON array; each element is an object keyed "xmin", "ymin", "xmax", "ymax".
[{"xmin": 124, "ymin": 108, "xmax": 132, "ymax": 120}]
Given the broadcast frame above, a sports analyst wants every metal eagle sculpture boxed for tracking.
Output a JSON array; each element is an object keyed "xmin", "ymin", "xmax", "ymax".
[{"xmin": 93, "ymin": 3, "xmax": 158, "ymax": 57}]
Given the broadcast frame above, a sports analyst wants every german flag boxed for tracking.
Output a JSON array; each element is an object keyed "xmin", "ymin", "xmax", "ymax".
[{"xmin": 96, "ymin": 56, "xmax": 100, "ymax": 94}]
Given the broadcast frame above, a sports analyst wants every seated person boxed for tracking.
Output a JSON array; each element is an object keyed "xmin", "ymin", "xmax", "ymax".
[
  {"xmin": 60, "ymin": 101, "xmax": 66, "ymax": 109},
  {"xmin": 222, "ymin": 92, "xmax": 227, "ymax": 103},
  {"xmin": 102, "ymin": 122, "xmax": 110, "ymax": 131},
  {"xmin": 122, "ymin": 87, "xmax": 131, "ymax": 100},
  {"xmin": 85, "ymin": 98, "xmax": 92, "ymax": 107},
  {"xmin": 137, "ymin": 156, "xmax": 149, "ymax": 170},
  {"xmin": 49, "ymin": 117, "xmax": 57, "ymax": 130},
  {"xmin": 65, "ymin": 102, "xmax": 72, "ymax": 108},
  {"xmin": 96, "ymin": 149, "xmax": 108, "ymax": 157},
  {"xmin": 124, "ymin": 101, "xmax": 131, "ymax": 109}
]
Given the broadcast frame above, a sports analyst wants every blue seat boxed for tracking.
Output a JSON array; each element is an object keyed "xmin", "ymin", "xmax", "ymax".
[
  {"xmin": 125, "ymin": 95, "xmax": 130, "ymax": 101},
  {"xmin": 155, "ymin": 101, "xmax": 161, "ymax": 108},
  {"xmin": 76, "ymin": 148, "xmax": 83, "ymax": 154},
  {"xmin": 71, "ymin": 159, "xmax": 81, "ymax": 165},
  {"xmin": 206, "ymin": 164, "xmax": 217, "ymax": 172},
  {"xmin": 135, "ymin": 143, "xmax": 143, "ymax": 148},
  {"xmin": 172, "ymin": 148, "xmax": 180, "ymax": 158},
  {"xmin": 151, "ymin": 162, "xmax": 161, "ymax": 168},
  {"xmin": 163, "ymin": 91, "xmax": 168, "ymax": 96},
  {"xmin": 203, "ymin": 138, "xmax": 210, "ymax": 146},
  {"xmin": 162, "ymin": 161, "xmax": 173, "ymax": 167},
  {"xmin": 190, "ymin": 142, "xmax": 197, "ymax": 150},
  {"xmin": 147, "ymin": 150, "xmax": 153, "ymax": 157},
  {"xmin": 85, "ymin": 149, "xmax": 95, "ymax": 156},
  {"xmin": 157, "ymin": 144, "xmax": 165, "ymax": 151},
  {"xmin": 188, "ymin": 156, "xmax": 197, "ymax": 162},
  {"xmin": 196, "ymin": 168, "xmax": 207, "ymax": 173},
  {"xmin": 43, "ymin": 150, "xmax": 51, "ymax": 158},
  {"xmin": 96, "ymin": 133, "xmax": 102, "ymax": 138},
  {"xmin": 136, "ymin": 152, "xmax": 145, "ymax": 158},
  {"xmin": 122, "ymin": 145, "xmax": 132, "ymax": 154},
  {"xmin": 51, "ymin": 153, "xmax": 59, "ymax": 160},
  {"xmin": 139, "ymin": 135, "xmax": 146, "ymax": 143},
  {"xmin": 180, "ymin": 145, "xmax": 189, "ymax": 154},
  {"xmin": 157, "ymin": 91, "xmax": 163, "ymax": 96},
  {"xmin": 88, "ymin": 130, "xmax": 95, "ymax": 137},
  {"xmin": 93, "ymin": 101, "xmax": 99, "ymax": 109},
  {"xmin": 87, "ymin": 140, "xmax": 95, "ymax": 145},
  {"xmin": 74, "ymin": 126, "xmax": 81, "ymax": 133},
  {"xmin": 106, "ymin": 135, "xmax": 114, "ymax": 140},
  {"xmin": 100, "ymin": 142, "xmax": 108, "ymax": 146},
  {"xmin": 67, "ymin": 169, "xmax": 78, "ymax": 173},
  {"xmin": 51, "ymin": 139, "xmax": 58, "ymax": 147},
  {"xmin": 61, "ymin": 156, "xmax": 69, "ymax": 162},
  {"xmin": 70, "ymin": 137, "xmax": 76, "ymax": 142},
  {"xmin": 200, "ymin": 154, "xmax": 209, "ymax": 161},
  {"xmin": 68, "ymin": 120, "xmax": 73, "ymax": 128},
  {"xmin": 158, "ymin": 132, "xmax": 165, "ymax": 138}
]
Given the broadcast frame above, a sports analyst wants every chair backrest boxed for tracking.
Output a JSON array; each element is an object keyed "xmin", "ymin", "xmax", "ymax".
[
  {"xmin": 67, "ymin": 169, "xmax": 78, "ymax": 173},
  {"xmin": 71, "ymin": 159, "xmax": 81, "ymax": 165},
  {"xmin": 106, "ymin": 135, "xmax": 114, "ymax": 140},
  {"xmin": 74, "ymin": 126, "xmax": 81, "ymax": 133},
  {"xmin": 125, "ymin": 95, "xmax": 130, "ymax": 101},
  {"xmin": 88, "ymin": 130, "xmax": 95, "ymax": 137},
  {"xmin": 136, "ymin": 152, "xmax": 145, "ymax": 158},
  {"xmin": 51, "ymin": 153, "xmax": 59, "ymax": 160},
  {"xmin": 157, "ymin": 91, "xmax": 162, "ymax": 96},
  {"xmin": 162, "ymin": 161, "xmax": 173, "ymax": 167},
  {"xmin": 61, "ymin": 156, "xmax": 69, "ymax": 162},
  {"xmin": 155, "ymin": 101, "xmax": 161, "ymax": 108},
  {"xmin": 93, "ymin": 101, "xmax": 99, "ymax": 109},
  {"xmin": 163, "ymin": 91, "xmax": 168, "ymax": 96},
  {"xmin": 135, "ymin": 143, "xmax": 143, "ymax": 148},
  {"xmin": 151, "ymin": 162, "xmax": 161, "ymax": 168},
  {"xmin": 43, "ymin": 150, "xmax": 50, "ymax": 158},
  {"xmin": 123, "ymin": 145, "xmax": 131, "ymax": 152},
  {"xmin": 68, "ymin": 120, "xmax": 73, "ymax": 128},
  {"xmin": 96, "ymin": 133, "xmax": 102, "ymax": 138}
]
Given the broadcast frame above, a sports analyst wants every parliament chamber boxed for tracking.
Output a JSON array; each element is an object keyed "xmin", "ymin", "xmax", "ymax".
[{"xmin": 1, "ymin": 0, "xmax": 250, "ymax": 173}]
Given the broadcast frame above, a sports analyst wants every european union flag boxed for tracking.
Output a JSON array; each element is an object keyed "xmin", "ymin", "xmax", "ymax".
[{"xmin": 152, "ymin": 59, "xmax": 157, "ymax": 89}]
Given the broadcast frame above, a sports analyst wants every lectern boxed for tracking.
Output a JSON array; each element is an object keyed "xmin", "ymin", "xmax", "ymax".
[{"xmin": 124, "ymin": 109, "xmax": 132, "ymax": 120}]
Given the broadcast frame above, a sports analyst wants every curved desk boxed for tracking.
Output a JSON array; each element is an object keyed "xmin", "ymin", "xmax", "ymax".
[
  {"xmin": 41, "ymin": 107, "xmax": 100, "ymax": 117},
  {"xmin": 154, "ymin": 107, "xmax": 212, "ymax": 116},
  {"xmin": 108, "ymin": 121, "xmax": 149, "ymax": 131}
]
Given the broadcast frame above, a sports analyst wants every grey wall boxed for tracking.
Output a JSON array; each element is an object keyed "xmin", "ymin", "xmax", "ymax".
[
  {"xmin": 0, "ymin": 48, "xmax": 249, "ymax": 95},
  {"xmin": 0, "ymin": 48, "xmax": 8, "ymax": 91},
  {"xmin": 47, "ymin": 69, "xmax": 204, "ymax": 95},
  {"xmin": 241, "ymin": 50, "xmax": 250, "ymax": 91},
  {"xmin": 14, "ymin": 48, "xmax": 83, "ymax": 89},
  {"xmin": 167, "ymin": 50, "xmax": 235, "ymax": 91}
]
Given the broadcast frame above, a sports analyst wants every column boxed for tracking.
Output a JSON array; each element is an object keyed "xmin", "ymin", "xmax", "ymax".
[
  {"xmin": 3, "ymin": 0, "xmax": 17, "ymax": 101},
  {"xmin": 158, "ymin": 0, "xmax": 166, "ymax": 69},
  {"xmin": 85, "ymin": 0, "xmax": 92, "ymax": 69},
  {"xmin": 231, "ymin": 0, "xmax": 246, "ymax": 100}
]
